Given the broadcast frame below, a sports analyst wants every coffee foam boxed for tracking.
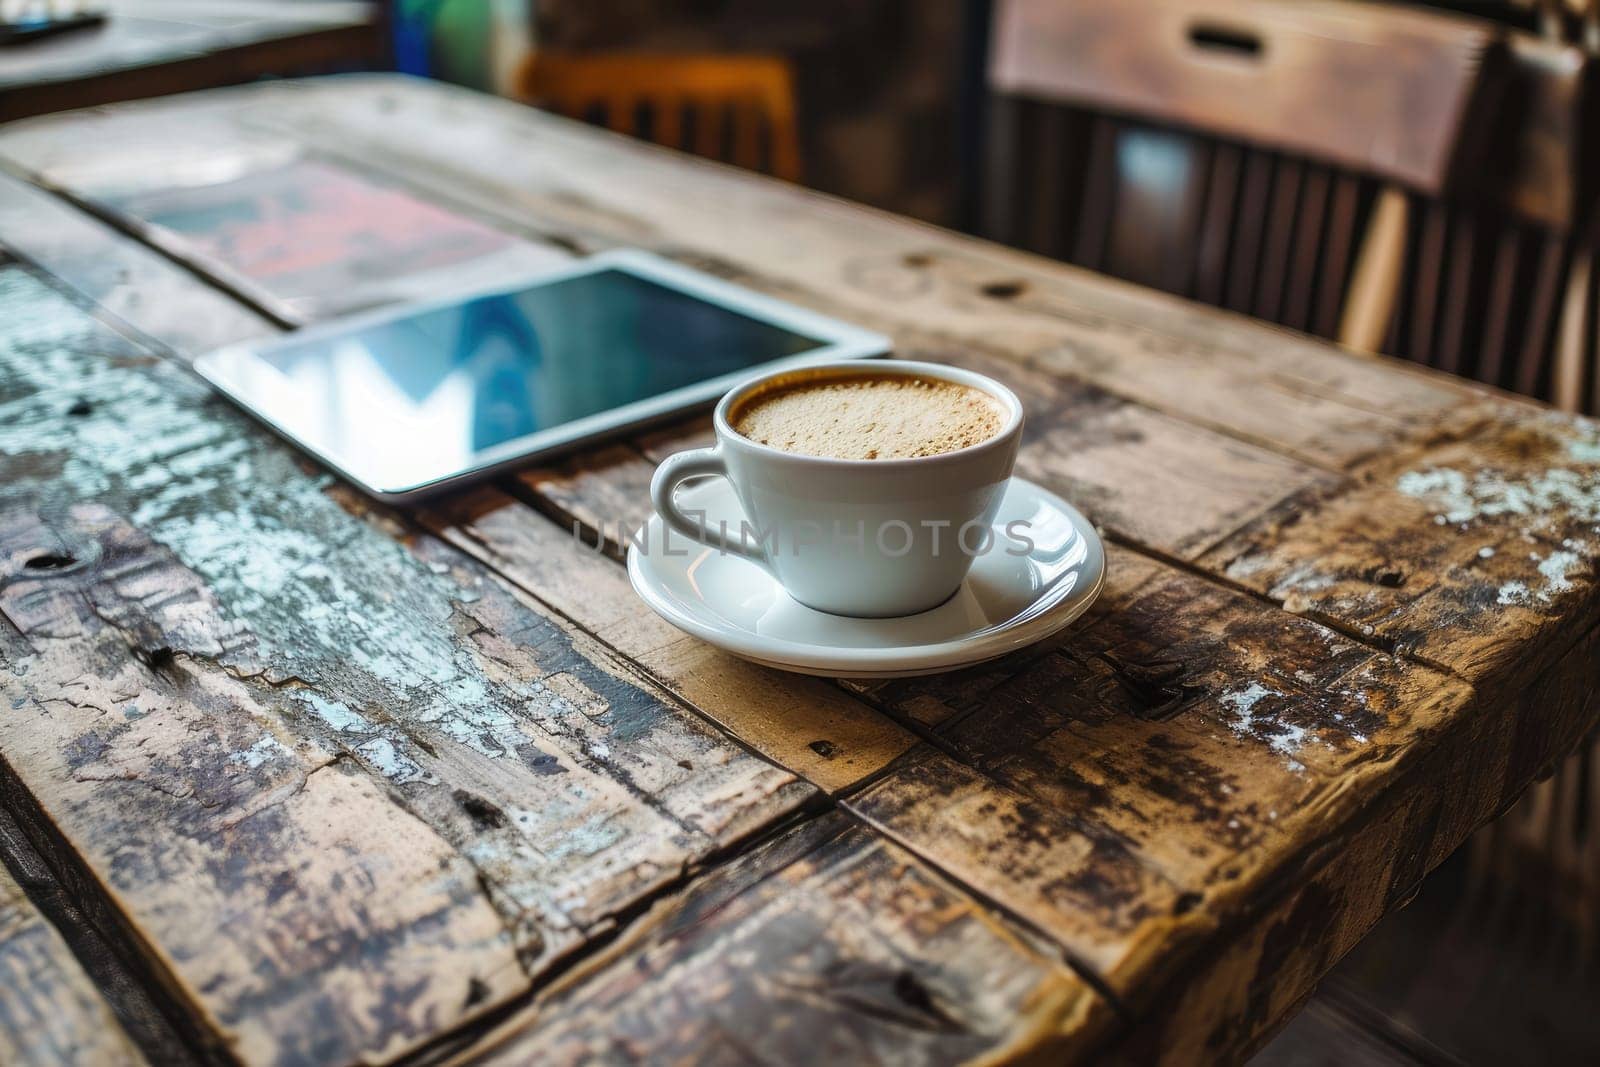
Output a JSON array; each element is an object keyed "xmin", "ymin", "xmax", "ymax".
[{"xmin": 730, "ymin": 374, "xmax": 1005, "ymax": 460}]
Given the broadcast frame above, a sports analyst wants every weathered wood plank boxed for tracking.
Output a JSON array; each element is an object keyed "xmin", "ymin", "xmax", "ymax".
[
  {"xmin": 0, "ymin": 862, "xmax": 146, "ymax": 1066},
  {"xmin": 0, "ymin": 109, "xmax": 565, "ymax": 325},
  {"xmin": 0, "ymin": 502, "xmax": 527, "ymax": 1066},
  {"xmin": 0, "ymin": 148, "xmax": 918, "ymax": 802},
  {"xmin": 0, "ymin": 262, "xmax": 814, "ymax": 1063},
  {"xmin": 1203, "ymin": 402, "xmax": 1600, "ymax": 688},
  {"xmin": 844, "ymin": 551, "xmax": 1474, "ymax": 1005},
  {"xmin": 456, "ymin": 813, "xmax": 1112, "ymax": 1066},
  {"xmin": 1, "ymin": 77, "xmax": 1596, "ymax": 1066},
  {"xmin": 102, "ymin": 74, "xmax": 1485, "ymax": 471},
  {"xmin": 512, "ymin": 340, "xmax": 1328, "ymax": 567},
  {"xmin": 847, "ymin": 745, "xmax": 1195, "ymax": 988},
  {"xmin": 840, "ymin": 549, "xmax": 1600, "ymax": 1065},
  {"xmin": 423, "ymin": 485, "xmax": 920, "ymax": 796},
  {"xmin": 1107, "ymin": 615, "xmax": 1600, "ymax": 1065},
  {"xmin": 0, "ymin": 121, "xmax": 924, "ymax": 800},
  {"xmin": 0, "ymin": 794, "xmax": 204, "ymax": 1065},
  {"xmin": 980, "ymin": 353, "xmax": 1331, "ymax": 559},
  {"xmin": 0, "ymin": 169, "xmax": 275, "ymax": 356}
]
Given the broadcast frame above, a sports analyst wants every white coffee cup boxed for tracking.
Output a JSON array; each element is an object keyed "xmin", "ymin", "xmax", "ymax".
[{"xmin": 649, "ymin": 359, "xmax": 1024, "ymax": 617}]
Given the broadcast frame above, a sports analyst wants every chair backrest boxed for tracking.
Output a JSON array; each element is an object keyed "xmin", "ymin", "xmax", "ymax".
[
  {"xmin": 1378, "ymin": 29, "xmax": 1595, "ymax": 404},
  {"xmin": 516, "ymin": 51, "xmax": 803, "ymax": 182},
  {"xmin": 983, "ymin": 0, "xmax": 1507, "ymax": 349}
]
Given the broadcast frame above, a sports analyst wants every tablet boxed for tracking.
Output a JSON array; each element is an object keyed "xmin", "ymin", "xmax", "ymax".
[{"xmin": 195, "ymin": 250, "xmax": 890, "ymax": 501}]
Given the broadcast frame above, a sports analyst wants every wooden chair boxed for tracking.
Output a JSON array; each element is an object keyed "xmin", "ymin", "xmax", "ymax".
[
  {"xmin": 983, "ymin": 0, "xmax": 1508, "ymax": 351},
  {"xmin": 515, "ymin": 51, "xmax": 803, "ymax": 182},
  {"xmin": 1378, "ymin": 15, "xmax": 1597, "ymax": 409}
]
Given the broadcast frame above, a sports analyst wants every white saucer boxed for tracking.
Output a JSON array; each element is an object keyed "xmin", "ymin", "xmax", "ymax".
[{"xmin": 626, "ymin": 475, "xmax": 1106, "ymax": 678}]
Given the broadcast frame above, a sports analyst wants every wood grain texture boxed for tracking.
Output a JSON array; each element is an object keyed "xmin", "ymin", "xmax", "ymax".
[
  {"xmin": 0, "ymin": 76, "xmax": 1598, "ymax": 1066},
  {"xmin": 0, "ymin": 116, "xmax": 921, "ymax": 807},
  {"xmin": 0, "ymin": 263, "xmax": 812, "ymax": 1063},
  {"xmin": 0, "ymin": 144, "xmax": 919, "ymax": 802},
  {"xmin": 0, "ymin": 862, "xmax": 146, "ymax": 1066},
  {"xmin": 458, "ymin": 814, "xmax": 1111, "ymax": 1066},
  {"xmin": 143, "ymin": 76, "xmax": 1478, "ymax": 469},
  {"xmin": 1204, "ymin": 401, "xmax": 1600, "ymax": 690},
  {"xmin": 0, "ymin": 78, "xmax": 1478, "ymax": 473},
  {"xmin": 846, "ymin": 548, "xmax": 1473, "ymax": 994},
  {"xmin": 843, "ymin": 540, "xmax": 1600, "ymax": 1064},
  {"xmin": 0, "ymin": 170, "xmax": 275, "ymax": 356},
  {"xmin": 422, "ymin": 482, "xmax": 919, "ymax": 798},
  {"xmin": 502, "ymin": 327, "xmax": 1334, "ymax": 567}
]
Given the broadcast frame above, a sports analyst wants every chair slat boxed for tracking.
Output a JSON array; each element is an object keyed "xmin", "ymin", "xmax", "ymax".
[
  {"xmin": 1026, "ymin": 101, "xmax": 1070, "ymax": 257},
  {"xmin": 730, "ymin": 99, "xmax": 761, "ymax": 172},
  {"xmin": 655, "ymin": 99, "xmax": 684, "ymax": 151},
  {"xmin": 1313, "ymin": 174, "xmax": 1363, "ymax": 339},
  {"xmin": 981, "ymin": 95, "xmax": 1026, "ymax": 248},
  {"xmin": 1102, "ymin": 126, "xmax": 1206, "ymax": 292},
  {"xmin": 1340, "ymin": 186, "xmax": 1409, "ymax": 353},
  {"xmin": 518, "ymin": 52, "xmax": 802, "ymax": 182},
  {"xmin": 1590, "ymin": 242, "xmax": 1600, "ymax": 415},
  {"xmin": 1434, "ymin": 211, "xmax": 1478, "ymax": 376},
  {"xmin": 1408, "ymin": 200, "xmax": 1451, "ymax": 367},
  {"xmin": 1256, "ymin": 157, "xmax": 1303, "ymax": 323},
  {"xmin": 694, "ymin": 101, "xmax": 724, "ymax": 162},
  {"xmin": 1073, "ymin": 117, "xmax": 1119, "ymax": 270},
  {"xmin": 1553, "ymin": 249, "xmax": 1591, "ymax": 410},
  {"xmin": 1226, "ymin": 150, "xmax": 1274, "ymax": 313},
  {"xmin": 1284, "ymin": 165, "xmax": 1331, "ymax": 332},
  {"xmin": 611, "ymin": 97, "xmax": 637, "ymax": 137},
  {"xmin": 1477, "ymin": 227, "xmax": 1523, "ymax": 387},
  {"xmin": 1192, "ymin": 141, "xmax": 1241, "ymax": 306},
  {"xmin": 1515, "ymin": 234, "xmax": 1568, "ymax": 396}
]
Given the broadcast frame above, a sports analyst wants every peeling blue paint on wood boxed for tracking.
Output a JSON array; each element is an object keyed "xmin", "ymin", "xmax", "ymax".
[{"xmin": 0, "ymin": 264, "xmax": 810, "ymax": 980}]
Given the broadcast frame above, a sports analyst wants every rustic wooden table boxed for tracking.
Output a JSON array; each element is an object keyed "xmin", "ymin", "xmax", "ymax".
[
  {"xmin": 0, "ymin": 1, "xmax": 381, "ymax": 123},
  {"xmin": 0, "ymin": 74, "xmax": 1596, "ymax": 1066}
]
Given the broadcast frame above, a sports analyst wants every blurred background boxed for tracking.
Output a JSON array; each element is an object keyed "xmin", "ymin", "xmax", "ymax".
[{"xmin": 3, "ymin": 1, "xmax": 1597, "ymax": 1063}]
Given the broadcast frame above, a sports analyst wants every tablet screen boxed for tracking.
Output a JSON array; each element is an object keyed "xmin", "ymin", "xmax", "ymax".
[{"xmin": 250, "ymin": 268, "xmax": 828, "ymax": 485}]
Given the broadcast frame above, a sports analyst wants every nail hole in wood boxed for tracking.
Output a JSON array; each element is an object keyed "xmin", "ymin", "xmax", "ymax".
[
  {"xmin": 1366, "ymin": 565, "xmax": 1407, "ymax": 588},
  {"xmin": 893, "ymin": 970, "xmax": 940, "ymax": 1013},
  {"xmin": 981, "ymin": 281, "xmax": 1026, "ymax": 300},
  {"xmin": 453, "ymin": 789, "xmax": 508, "ymax": 830},
  {"xmin": 24, "ymin": 553, "xmax": 76, "ymax": 571},
  {"xmin": 135, "ymin": 646, "xmax": 176, "ymax": 672},
  {"xmin": 808, "ymin": 739, "xmax": 836, "ymax": 758}
]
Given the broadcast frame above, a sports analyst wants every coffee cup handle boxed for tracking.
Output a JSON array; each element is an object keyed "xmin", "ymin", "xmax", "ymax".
[{"xmin": 650, "ymin": 447, "xmax": 773, "ymax": 570}]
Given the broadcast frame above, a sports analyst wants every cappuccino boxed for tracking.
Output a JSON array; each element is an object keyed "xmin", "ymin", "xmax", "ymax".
[{"xmin": 730, "ymin": 373, "xmax": 1005, "ymax": 460}]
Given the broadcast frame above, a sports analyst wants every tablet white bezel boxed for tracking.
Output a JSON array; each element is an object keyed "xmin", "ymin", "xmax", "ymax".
[{"xmin": 194, "ymin": 249, "xmax": 892, "ymax": 502}]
